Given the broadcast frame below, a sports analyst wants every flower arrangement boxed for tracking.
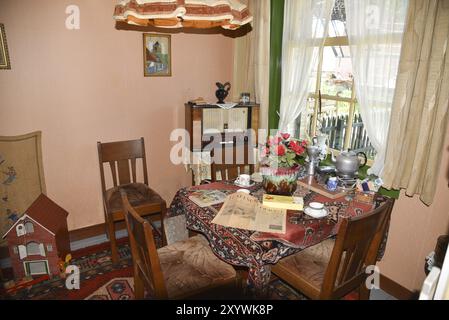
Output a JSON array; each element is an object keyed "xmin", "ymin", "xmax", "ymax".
[
  {"xmin": 259, "ymin": 133, "xmax": 308, "ymax": 195},
  {"xmin": 260, "ymin": 133, "xmax": 308, "ymax": 169}
]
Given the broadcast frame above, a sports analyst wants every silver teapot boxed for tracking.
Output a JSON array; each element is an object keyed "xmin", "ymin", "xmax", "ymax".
[{"xmin": 331, "ymin": 150, "xmax": 367, "ymax": 177}]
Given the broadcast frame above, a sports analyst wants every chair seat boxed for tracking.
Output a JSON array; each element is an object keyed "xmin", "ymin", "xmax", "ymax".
[
  {"xmin": 157, "ymin": 235, "xmax": 236, "ymax": 299},
  {"xmin": 272, "ymin": 238, "xmax": 335, "ymax": 298},
  {"xmin": 106, "ymin": 183, "xmax": 164, "ymax": 214}
]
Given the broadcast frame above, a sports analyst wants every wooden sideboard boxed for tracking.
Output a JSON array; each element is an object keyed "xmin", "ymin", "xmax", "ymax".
[{"xmin": 185, "ymin": 102, "xmax": 260, "ymax": 184}]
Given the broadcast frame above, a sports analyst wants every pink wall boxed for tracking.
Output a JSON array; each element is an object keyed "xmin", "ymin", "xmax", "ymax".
[
  {"xmin": 0, "ymin": 0, "xmax": 234, "ymax": 230},
  {"xmin": 378, "ymin": 130, "xmax": 449, "ymax": 291},
  {"xmin": 1, "ymin": 0, "xmax": 449, "ymax": 294}
]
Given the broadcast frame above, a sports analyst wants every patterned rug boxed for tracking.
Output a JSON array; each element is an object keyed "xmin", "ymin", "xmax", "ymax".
[
  {"xmin": 1, "ymin": 237, "xmax": 315, "ymax": 300},
  {"xmin": 85, "ymin": 276, "xmax": 308, "ymax": 300},
  {"xmin": 0, "ymin": 238, "xmax": 354, "ymax": 300}
]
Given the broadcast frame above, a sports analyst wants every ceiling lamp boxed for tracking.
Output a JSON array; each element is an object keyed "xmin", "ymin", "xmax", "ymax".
[{"xmin": 113, "ymin": 0, "xmax": 253, "ymax": 30}]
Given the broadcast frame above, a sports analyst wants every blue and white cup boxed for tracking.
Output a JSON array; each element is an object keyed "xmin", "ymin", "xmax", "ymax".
[{"xmin": 327, "ymin": 177, "xmax": 338, "ymax": 191}]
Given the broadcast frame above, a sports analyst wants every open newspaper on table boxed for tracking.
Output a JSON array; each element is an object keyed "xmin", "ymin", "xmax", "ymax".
[{"xmin": 212, "ymin": 193, "xmax": 287, "ymax": 234}]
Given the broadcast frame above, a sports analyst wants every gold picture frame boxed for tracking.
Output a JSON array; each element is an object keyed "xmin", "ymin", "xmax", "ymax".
[
  {"xmin": 143, "ymin": 33, "xmax": 171, "ymax": 77},
  {"xmin": 0, "ymin": 23, "xmax": 11, "ymax": 70}
]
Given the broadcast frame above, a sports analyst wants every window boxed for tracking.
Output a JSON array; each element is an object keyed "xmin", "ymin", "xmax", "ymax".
[
  {"xmin": 25, "ymin": 261, "xmax": 49, "ymax": 276},
  {"xmin": 26, "ymin": 242, "xmax": 41, "ymax": 256},
  {"xmin": 16, "ymin": 223, "xmax": 25, "ymax": 236},
  {"xmin": 46, "ymin": 244, "xmax": 53, "ymax": 252},
  {"xmin": 25, "ymin": 221, "xmax": 34, "ymax": 233},
  {"xmin": 295, "ymin": 0, "xmax": 376, "ymax": 160}
]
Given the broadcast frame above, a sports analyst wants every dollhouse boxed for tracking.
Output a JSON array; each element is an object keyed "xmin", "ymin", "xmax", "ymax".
[{"xmin": 2, "ymin": 194, "xmax": 70, "ymax": 279}]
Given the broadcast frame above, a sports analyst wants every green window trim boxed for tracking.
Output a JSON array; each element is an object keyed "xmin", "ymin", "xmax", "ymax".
[
  {"xmin": 267, "ymin": 0, "xmax": 399, "ymax": 199},
  {"xmin": 268, "ymin": 0, "xmax": 284, "ymax": 132}
]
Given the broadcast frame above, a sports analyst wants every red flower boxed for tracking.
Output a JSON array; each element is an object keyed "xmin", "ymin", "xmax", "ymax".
[
  {"xmin": 269, "ymin": 136, "xmax": 282, "ymax": 146},
  {"xmin": 260, "ymin": 147, "xmax": 270, "ymax": 157},
  {"xmin": 274, "ymin": 144, "xmax": 286, "ymax": 156},
  {"xmin": 289, "ymin": 140, "xmax": 305, "ymax": 155},
  {"xmin": 281, "ymin": 133, "xmax": 290, "ymax": 140}
]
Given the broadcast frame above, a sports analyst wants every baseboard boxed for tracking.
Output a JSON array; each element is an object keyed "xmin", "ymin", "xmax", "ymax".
[{"xmin": 380, "ymin": 274, "xmax": 417, "ymax": 300}]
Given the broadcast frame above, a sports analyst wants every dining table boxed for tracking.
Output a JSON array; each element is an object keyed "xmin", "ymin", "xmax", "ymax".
[{"xmin": 167, "ymin": 178, "xmax": 388, "ymax": 295}]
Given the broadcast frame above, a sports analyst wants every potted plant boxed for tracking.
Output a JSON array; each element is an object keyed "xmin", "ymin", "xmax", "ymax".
[{"xmin": 259, "ymin": 133, "xmax": 308, "ymax": 195}]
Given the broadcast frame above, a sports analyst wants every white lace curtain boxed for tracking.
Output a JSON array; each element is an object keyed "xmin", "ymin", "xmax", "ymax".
[
  {"xmin": 345, "ymin": 0, "xmax": 408, "ymax": 176},
  {"xmin": 278, "ymin": 0, "xmax": 335, "ymax": 132}
]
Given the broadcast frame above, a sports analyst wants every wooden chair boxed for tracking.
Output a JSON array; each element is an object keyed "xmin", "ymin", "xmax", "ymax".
[
  {"xmin": 271, "ymin": 198, "xmax": 395, "ymax": 300},
  {"xmin": 121, "ymin": 190, "xmax": 237, "ymax": 299},
  {"xmin": 97, "ymin": 138, "xmax": 166, "ymax": 264},
  {"xmin": 210, "ymin": 144, "xmax": 255, "ymax": 181}
]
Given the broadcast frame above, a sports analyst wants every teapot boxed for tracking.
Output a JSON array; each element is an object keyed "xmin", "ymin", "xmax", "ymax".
[
  {"xmin": 331, "ymin": 149, "xmax": 367, "ymax": 177},
  {"xmin": 216, "ymin": 82, "xmax": 231, "ymax": 103}
]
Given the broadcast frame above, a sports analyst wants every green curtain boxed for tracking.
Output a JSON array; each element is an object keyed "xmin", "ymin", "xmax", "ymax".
[{"xmin": 268, "ymin": 0, "xmax": 284, "ymax": 132}]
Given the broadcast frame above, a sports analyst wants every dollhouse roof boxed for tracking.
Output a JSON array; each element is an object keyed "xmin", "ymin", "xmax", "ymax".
[{"xmin": 2, "ymin": 194, "xmax": 68, "ymax": 238}]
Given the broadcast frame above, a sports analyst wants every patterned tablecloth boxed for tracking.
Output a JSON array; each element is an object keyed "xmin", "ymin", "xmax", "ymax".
[{"xmin": 168, "ymin": 180, "xmax": 387, "ymax": 292}]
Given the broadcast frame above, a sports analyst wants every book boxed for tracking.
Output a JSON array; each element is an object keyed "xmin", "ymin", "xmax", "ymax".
[
  {"xmin": 262, "ymin": 194, "xmax": 304, "ymax": 211},
  {"xmin": 188, "ymin": 190, "xmax": 227, "ymax": 208},
  {"xmin": 212, "ymin": 193, "xmax": 286, "ymax": 234}
]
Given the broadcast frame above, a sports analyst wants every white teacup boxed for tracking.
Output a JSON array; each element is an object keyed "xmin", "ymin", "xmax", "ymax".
[
  {"xmin": 308, "ymin": 202, "xmax": 324, "ymax": 212},
  {"xmin": 235, "ymin": 174, "xmax": 251, "ymax": 186}
]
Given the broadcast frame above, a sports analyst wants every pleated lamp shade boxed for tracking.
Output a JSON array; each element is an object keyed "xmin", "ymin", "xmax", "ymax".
[{"xmin": 113, "ymin": 0, "xmax": 253, "ymax": 30}]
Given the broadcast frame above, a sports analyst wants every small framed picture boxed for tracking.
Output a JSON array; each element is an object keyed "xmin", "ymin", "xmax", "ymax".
[
  {"xmin": 143, "ymin": 33, "xmax": 171, "ymax": 77},
  {"xmin": 0, "ymin": 23, "xmax": 11, "ymax": 70}
]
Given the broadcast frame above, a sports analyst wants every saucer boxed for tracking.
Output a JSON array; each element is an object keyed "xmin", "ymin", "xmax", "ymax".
[
  {"xmin": 304, "ymin": 207, "xmax": 328, "ymax": 219},
  {"xmin": 234, "ymin": 181, "xmax": 255, "ymax": 188}
]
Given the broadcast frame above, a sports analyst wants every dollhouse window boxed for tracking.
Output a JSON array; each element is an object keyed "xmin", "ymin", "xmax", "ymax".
[
  {"xmin": 16, "ymin": 223, "xmax": 26, "ymax": 236},
  {"xmin": 13, "ymin": 246, "xmax": 18, "ymax": 255},
  {"xmin": 26, "ymin": 242, "xmax": 41, "ymax": 255},
  {"xmin": 46, "ymin": 244, "xmax": 53, "ymax": 252},
  {"xmin": 25, "ymin": 221, "xmax": 34, "ymax": 233}
]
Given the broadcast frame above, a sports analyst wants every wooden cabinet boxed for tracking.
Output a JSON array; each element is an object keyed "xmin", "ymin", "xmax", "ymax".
[
  {"xmin": 185, "ymin": 102, "xmax": 260, "ymax": 152},
  {"xmin": 185, "ymin": 102, "xmax": 260, "ymax": 184}
]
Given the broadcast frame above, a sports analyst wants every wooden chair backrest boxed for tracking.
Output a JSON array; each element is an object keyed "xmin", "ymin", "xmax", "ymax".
[
  {"xmin": 97, "ymin": 138, "xmax": 149, "ymax": 193},
  {"xmin": 121, "ymin": 190, "xmax": 168, "ymax": 299},
  {"xmin": 320, "ymin": 198, "xmax": 395, "ymax": 299},
  {"xmin": 210, "ymin": 145, "xmax": 254, "ymax": 181}
]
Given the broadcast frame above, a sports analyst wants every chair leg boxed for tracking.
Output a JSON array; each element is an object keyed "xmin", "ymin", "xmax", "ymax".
[
  {"xmin": 160, "ymin": 206, "xmax": 167, "ymax": 247},
  {"xmin": 134, "ymin": 269, "xmax": 145, "ymax": 299},
  {"xmin": 107, "ymin": 217, "xmax": 119, "ymax": 264},
  {"xmin": 359, "ymin": 283, "xmax": 370, "ymax": 300}
]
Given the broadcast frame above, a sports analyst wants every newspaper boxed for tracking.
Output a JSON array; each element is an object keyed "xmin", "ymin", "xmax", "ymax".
[{"xmin": 212, "ymin": 193, "xmax": 287, "ymax": 234}]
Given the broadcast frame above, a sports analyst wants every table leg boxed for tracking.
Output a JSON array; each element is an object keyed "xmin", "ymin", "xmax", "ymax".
[{"xmin": 247, "ymin": 264, "xmax": 272, "ymax": 298}]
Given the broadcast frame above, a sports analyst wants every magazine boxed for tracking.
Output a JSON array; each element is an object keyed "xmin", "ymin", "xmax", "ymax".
[
  {"xmin": 212, "ymin": 193, "xmax": 287, "ymax": 234},
  {"xmin": 188, "ymin": 190, "xmax": 227, "ymax": 207}
]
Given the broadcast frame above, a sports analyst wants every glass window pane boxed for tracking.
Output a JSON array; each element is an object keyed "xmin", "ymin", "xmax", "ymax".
[
  {"xmin": 329, "ymin": 0, "xmax": 347, "ymax": 37},
  {"xmin": 317, "ymin": 100, "xmax": 350, "ymax": 151},
  {"xmin": 320, "ymin": 46, "xmax": 353, "ymax": 98},
  {"xmin": 349, "ymin": 104, "xmax": 377, "ymax": 160}
]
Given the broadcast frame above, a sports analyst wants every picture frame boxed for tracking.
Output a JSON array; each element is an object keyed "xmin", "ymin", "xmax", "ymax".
[
  {"xmin": 0, "ymin": 23, "xmax": 11, "ymax": 70},
  {"xmin": 143, "ymin": 33, "xmax": 171, "ymax": 77}
]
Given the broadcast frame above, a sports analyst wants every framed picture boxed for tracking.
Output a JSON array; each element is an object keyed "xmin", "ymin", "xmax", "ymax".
[
  {"xmin": 143, "ymin": 33, "xmax": 171, "ymax": 77},
  {"xmin": 0, "ymin": 23, "xmax": 11, "ymax": 70}
]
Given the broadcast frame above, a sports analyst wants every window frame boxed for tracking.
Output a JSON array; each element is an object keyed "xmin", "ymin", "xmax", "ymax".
[{"xmin": 306, "ymin": 35, "xmax": 374, "ymax": 166}]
